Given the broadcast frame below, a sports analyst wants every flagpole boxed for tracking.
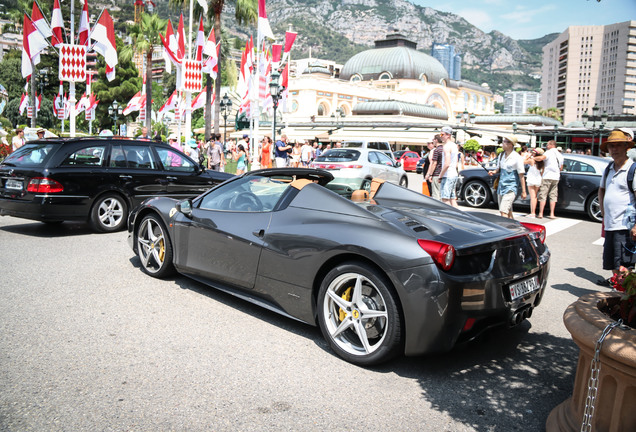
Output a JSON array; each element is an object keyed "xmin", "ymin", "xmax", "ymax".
[
  {"xmin": 252, "ymin": 33, "xmax": 260, "ymax": 171},
  {"xmin": 69, "ymin": 0, "xmax": 76, "ymax": 137},
  {"xmin": 183, "ymin": 0, "xmax": 194, "ymax": 145}
]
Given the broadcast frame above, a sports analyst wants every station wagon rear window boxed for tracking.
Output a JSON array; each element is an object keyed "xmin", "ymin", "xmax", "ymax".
[
  {"xmin": 2, "ymin": 144, "xmax": 56, "ymax": 167},
  {"xmin": 62, "ymin": 146, "xmax": 106, "ymax": 166}
]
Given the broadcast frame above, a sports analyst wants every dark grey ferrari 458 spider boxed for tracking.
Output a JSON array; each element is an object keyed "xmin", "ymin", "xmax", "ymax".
[{"xmin": 128, "ymin": 168, "xmax": 550, "ymax": 366}]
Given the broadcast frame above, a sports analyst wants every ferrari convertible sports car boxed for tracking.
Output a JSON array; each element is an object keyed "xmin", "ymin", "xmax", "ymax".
[{"xmin": 128, "ymin": 168, "xmax": 550, "ymax": 365}]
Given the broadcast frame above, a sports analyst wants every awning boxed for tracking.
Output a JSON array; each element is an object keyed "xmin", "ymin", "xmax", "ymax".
[{"xmin": 315, "ymin": 128, "xmax": 438, "ymax": 145}]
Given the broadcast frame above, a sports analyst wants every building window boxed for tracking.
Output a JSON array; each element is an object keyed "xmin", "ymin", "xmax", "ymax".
[
  {"xmin": 378, "ymin": 72, "xmax": 392, "ymax": 81},
  {"xmin": 350, "ymin": 74, "xmax": 362, "ymax": 83}
]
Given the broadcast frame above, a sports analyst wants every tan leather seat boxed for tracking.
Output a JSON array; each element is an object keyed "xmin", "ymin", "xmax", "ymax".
[
  {"xmin": 369, "ymin": 178, "xmax": 386, "ymax": 199},
  {"xmin": 351, "ymin": 189, "xmax": 369, "ymax": 202}
]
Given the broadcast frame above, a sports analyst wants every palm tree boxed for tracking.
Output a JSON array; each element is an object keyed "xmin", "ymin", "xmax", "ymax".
[
  {"xmin": 122, "ymin": 13, "xmax": 167, "ymax": 133},
  {"xmin": 170, "ymin": 0, "xmax": 257, "ymax": 139}
]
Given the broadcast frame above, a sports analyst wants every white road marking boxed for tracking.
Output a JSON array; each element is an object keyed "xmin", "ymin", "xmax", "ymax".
[
  {"xmin": 541, "ymin": 218, "xmax": 581, "ymax": 237},
  {"xmin": 593, "ymin": 237, "xmax": 605, "ymax": 245}
]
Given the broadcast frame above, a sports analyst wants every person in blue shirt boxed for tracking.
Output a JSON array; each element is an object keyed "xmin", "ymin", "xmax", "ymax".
[
  {"xmin": 489, "ymin": 135, "xmax": 527, "ymax": 219},
  {"xmin": 274, "ymin": 134, "xmax": 291, "ymax": 167}
]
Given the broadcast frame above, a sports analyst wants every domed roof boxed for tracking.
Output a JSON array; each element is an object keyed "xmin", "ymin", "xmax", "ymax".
[{"xmin": 340, "ymin": 34, "xmax": 449, "ymax": 83}]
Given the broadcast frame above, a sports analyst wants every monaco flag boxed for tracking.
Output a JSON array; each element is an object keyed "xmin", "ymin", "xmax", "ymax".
[
  {"xmin": 22, "ymin": 14, "xmax": 48, "ymax": 78},
  {"xmin": 258, "ymin": 0, "xmax": 275, "ymax": 44},
  {"xmin": 195, "ymin": 15, "xmax": 205, "ymax": 62},
  {"xmin": 19, "ymin": 93, "xmax": 29, "ymax": 115},
  {"xmin": 123, "ymin": 91, "xmax": 143, "ymax": 116},
  {"xmin": 159, "ymin": 90, "xmax": 179, "ymax": 117},
  {"xmin": 78, "ymin": 1, "xmax": 90, "ymax": 46},
  {"xmin": 50, "ymin": 0, "xmax": 65, "ymax": 47},
  {"xmin": 161, "ymin": 19, "xmax": 178, "ymax": 72},
  {"xmin": 31, "ymin": 1, "xmax": 52, "ymax": 38},
  {"xmin": 90, "ymin": 10, "xmax": 118, "ymax": 80}
]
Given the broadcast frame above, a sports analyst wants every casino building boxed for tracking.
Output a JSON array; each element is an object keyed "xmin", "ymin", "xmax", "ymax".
[{"xmin": 278, "ymin": 32, "xmax": 497, "ymax": 145}]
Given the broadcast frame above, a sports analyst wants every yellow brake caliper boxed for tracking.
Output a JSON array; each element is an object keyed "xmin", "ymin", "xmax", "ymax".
[
  {"xmin": 338, "ymin": 287, "xmax": 352, "ymax": 322},
  {"xmin": 158, "ymin": 238, "xmax": 165, "ymax": 262}
]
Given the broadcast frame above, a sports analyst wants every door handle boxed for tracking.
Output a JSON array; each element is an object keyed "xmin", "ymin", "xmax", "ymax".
[
  {"xmin": 119, "ymin": 175, "xmax": 132, "ymax": 180},
  {"xmin": 253, "ymin": 229, "xmax": 265, "ymax": 238},
  {"xmin": 166, "ymin": 176, "xmax": 178, "ymax": 181}
]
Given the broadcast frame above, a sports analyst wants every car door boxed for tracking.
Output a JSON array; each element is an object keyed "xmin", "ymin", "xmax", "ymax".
[
  {"xmin": 153, "ymin": 146, "xmax": 217, "ymax": 199},
  {"xmin": 374, "ymin": 151, "xmax": 400, "ymax": 183},
  {"xmin": 107, "ymin": 144, "xmax": 166, "ymax": 206},
  {"xmin": 173, "ymin": 175, "xmax": 287, "ymax": 289},
  {"xmin": 559, "ymin": 157, "xmax": 599, "ymax": 211}
]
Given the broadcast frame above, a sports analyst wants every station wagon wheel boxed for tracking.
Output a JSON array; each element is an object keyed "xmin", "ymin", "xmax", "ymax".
[
  {"xmin": 90, "ymin": 193, "xmax": 128, "ymax": 232},
  {"xmin": 317, "ymin": 262, "xmax": 402, "ymax": 366},
  {"xmin": 136, "ymin": 214, "xmax": 175, "ymax": 277},
  {"xmin": 586, "ymin": 192, "xmax": 602, "ymax": 223},
  {"xmin": 462, "ymin": 180, "xmax": 491, "ymax": 208}
]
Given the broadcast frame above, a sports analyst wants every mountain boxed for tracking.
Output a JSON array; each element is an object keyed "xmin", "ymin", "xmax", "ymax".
[{"xmin": 226, "ymin": 0, "xmax": 558, "ymax": 94}]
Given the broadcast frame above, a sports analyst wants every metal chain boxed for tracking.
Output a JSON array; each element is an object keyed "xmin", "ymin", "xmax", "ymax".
[{"xmin": 580, "ymin": 319, "xmax": 623, "ymax": 432}]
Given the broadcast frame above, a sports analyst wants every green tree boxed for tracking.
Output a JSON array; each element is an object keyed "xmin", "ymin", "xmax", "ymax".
[
  {"xmin": 122, "ymin": 12, "xmax": 168, "ymax": 132},
  {"xmin": 92, "ymin": 37, "xmax": 142, "ymax": 133}
]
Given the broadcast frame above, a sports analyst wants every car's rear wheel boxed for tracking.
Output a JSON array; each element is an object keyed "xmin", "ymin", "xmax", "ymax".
[
  {"xmin": 462, "ymin": 180, "xmax": 491, "ymax": 208},
  {"xmin": 317, "ymin": 262, "xmax": 402, "ymax": 366},
  {"xmin": 90, "ymin": 193, "xmax": 128, "ymax": 232},
  {"xmin": 586, "ymin": 192, "xmax": 602, "ymax": 223},
  {"xmin": 399, "ymin": 176, "xmax": 408, "ymax": 188},
  {"xmin": 136, "ymin": 214, "xmax": 175, "ymax": 277}
]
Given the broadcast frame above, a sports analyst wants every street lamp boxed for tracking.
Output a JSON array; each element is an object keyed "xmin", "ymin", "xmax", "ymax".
[
  {"xmin": 512, "ymin": 122, "xmax": 518, "ymax": 135},
  {"xmin": 554, "ymin": 124, "xmax": 559, "ymax": 142},
  {"xmin": 269, "ymin": 69, "xmax": 284, "ymax": 143},
  {"xmin": 38, "ymin": 68, "xmax": 49, "ymax": 97},
  {"xmin": 581, "ymin": 104, "xmax": 608, "ymax": 155},
  {"xmin": 219, "ymin": 93, "xmax": 232, "ymax": 146},
  {"xmin": 108, "ymin": 100, "xmax": 122, "ymax": 135},
  {"xmin": 455, "ymin": 109, "xmax": 476, "ymax": 142}
]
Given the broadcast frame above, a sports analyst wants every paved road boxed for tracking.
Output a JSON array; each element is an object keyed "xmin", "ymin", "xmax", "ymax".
[{"xmin": 0, "ymin": 188, "xmax": 611, "ymax": 431}]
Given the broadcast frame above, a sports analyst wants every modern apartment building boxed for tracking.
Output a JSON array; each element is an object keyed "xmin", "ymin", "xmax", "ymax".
[
  {"xmin": 431, "ymin": 43, "xmax": 461, "ymax": 81},
  {"xmin": 540, "ymin": 20, "xmax": 636, "ymax": 124},
  {"xmin": 503, "ymin": 91, "xmax": 540, "ymax": 114}
]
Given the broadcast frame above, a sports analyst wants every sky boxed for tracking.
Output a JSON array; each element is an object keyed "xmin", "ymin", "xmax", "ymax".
[{"xmin": 414, "ymin": 0, "xmax": 636, "ymax": 40}]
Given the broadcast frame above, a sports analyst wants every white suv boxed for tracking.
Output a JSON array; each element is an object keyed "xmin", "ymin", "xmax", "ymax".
[{"xmin": 341, "ymin": 141, "xmax": 395, "ymax": 160}]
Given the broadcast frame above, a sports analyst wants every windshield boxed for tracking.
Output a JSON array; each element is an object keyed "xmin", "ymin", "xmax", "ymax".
[
  {"xmin": 2, "ymin": 144, "xmax": 57, "ymax": 166},
  {"xmin": 342, "ymin": 141, "xmax": 363, "ymax": 149},
  {"xmin": 315, "ymin": 149, "xmax": 360, "ymax": 162}
]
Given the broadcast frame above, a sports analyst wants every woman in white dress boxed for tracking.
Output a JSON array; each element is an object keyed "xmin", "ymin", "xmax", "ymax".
[{"xmin": 524, "ymin": 148, "xmax": 545, "ymax": 218}]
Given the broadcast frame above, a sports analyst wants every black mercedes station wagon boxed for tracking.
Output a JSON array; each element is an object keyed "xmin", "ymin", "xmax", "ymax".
[{"xmin": 0, "ymin": 137, "xmax": 232, "ymax": 232}]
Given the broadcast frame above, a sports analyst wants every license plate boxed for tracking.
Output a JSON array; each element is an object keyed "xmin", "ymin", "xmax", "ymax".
[
  {"xmin": 509, "ymin": 276, "xmax": 539, "ymax": 300},
  {"xmin": 5, "ymin": 179, "xmax": 23, "ymax": 190}
]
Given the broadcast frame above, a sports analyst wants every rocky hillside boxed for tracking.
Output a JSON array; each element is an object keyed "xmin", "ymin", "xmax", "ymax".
[{"xmin": 228, "ymin": 0, "xmax": 558, "ymax": 93}]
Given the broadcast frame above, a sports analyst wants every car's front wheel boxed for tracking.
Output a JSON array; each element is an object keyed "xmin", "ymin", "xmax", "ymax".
[
  {"xmin": 90, "ymin": 193, "xmax": 128, "ymax": 232},
  {"xmin": 399, "ymin": 176, "xmax": 408, "ymax": 188},
  {"xmin": 586, "ymin": 192, "xmax": 602, "ymax": 223},
  {"xmin": 462, "ymin": 180, "xmax": 491, "ymax": 208},
  {"xmin": 317, "ymin": 262, "xmax": 402, "ymax": 366},
  {"xmin": 136, "ymin": 214, "xmax": 175, "ymax": 277}
]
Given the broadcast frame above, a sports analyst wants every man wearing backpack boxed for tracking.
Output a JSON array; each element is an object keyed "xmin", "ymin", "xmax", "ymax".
[{"xmin": 599, "ymin": 129, "xmax": 636, "ymax": 284}]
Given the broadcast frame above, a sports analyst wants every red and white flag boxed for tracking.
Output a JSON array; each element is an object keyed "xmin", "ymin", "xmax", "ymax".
[
  {"xmin": 31, "ymin": 1, "xmax": 52, "ymax": 38},
  {"xmin": 281, "ymin": 62, "xmax": 289, "ymax": 112},
  {"xmin": 282, "ymin": 31, "xmax": 297, "ymax": 63},
  {"xmin": 21, "ymin": 13, "xmax": 48, "ymax": 78},
  {"xmin": 161, "ymin": 19, "xmax": 178, "ymax": 72},
  {"xmin": 177, "ymin": 14, "xmax": 185, "ymax": 62},
  {"xmin": 195, "ymin": 15, "xmax": 205, "ymax": 62},
  {"xmin": 19, "ymin": 93, "xmax": 29, "ymax": 115},
  {"xmin": 90, "ymin": 10, "xmax": 118, "ymax": 81},
  {"xmin": 191, "ymin": 90, "xmax": 206, "ymax": 111},
  {"xmin": 257, "ymin": 0, "xmax": 274, "ymax": 44},
  {"xmin": 75, "ymin": 93, "xmax": 89, "ymax": 115},
  {"xmin": 50, "ymin": 0, "xmax": 65, "ymax": 47},
  {"xmin": 123, "ymin": 91, "xmax": 143, "ymax": 115},
  {"xmin": 77, "ymin": 1, "xmax": 90, "ymax": 46},
  {"xmin": 159, "ymin": 90, "xmax": 179, "ymax": 116},
  {"xmin": 202, "ymin": 30, "xmax": 220, "ymax": 78},
  {"xmin": 271, "ymin": 44, "xmax": 282, "ymax": 63}
]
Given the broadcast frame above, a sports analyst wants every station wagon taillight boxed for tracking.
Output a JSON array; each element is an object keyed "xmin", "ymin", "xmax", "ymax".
[
  {"xmin": 418, "ymin": 239, "xmax": 456, "ymax": 271},
  {"xmin": 27, "ymin": 177, "xmax": 64, "ymax": 193}
]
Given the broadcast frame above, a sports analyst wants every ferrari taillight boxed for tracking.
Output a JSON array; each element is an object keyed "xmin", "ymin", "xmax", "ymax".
[
  {"xmin": 418, "ymin": 239, "xmax": 455, "ymax": 271},
  {"xmin": 520, "ymin": 222, "xmax": 546, "ymax": 244},
  {"xmin": 27, "ymin": 177, "xmax": 64, "ymax": 193}
]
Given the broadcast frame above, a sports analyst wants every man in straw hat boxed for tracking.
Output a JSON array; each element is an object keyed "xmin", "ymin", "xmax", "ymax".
[
  {"xmin": 598, "ymin": 129, "xmax": 636, "ymax": 284},
  {"xmin": 488, "ymin": 135, "xmax": 527, "ymax": 219}
]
